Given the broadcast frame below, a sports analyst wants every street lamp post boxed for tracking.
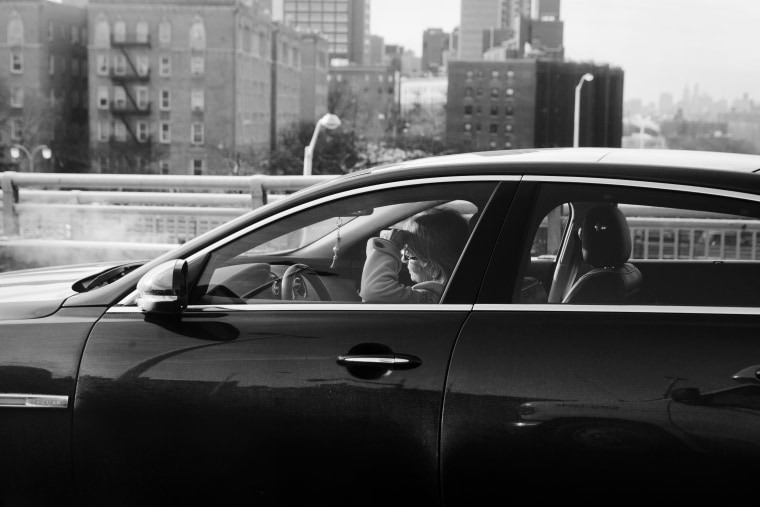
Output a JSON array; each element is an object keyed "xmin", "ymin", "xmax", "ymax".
[
  {"xmin": 573, "ymin": 73, "xmax": 594, "ymax": 148},
  {"xmin": 303, "ymin": 113, "xmax": 341, "ymax": 176},
  {"xmin": 10, "ymin": 144, "xmax": 52, "ymax": 172}
]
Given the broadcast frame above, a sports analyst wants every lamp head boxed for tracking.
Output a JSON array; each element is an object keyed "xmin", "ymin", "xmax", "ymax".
[
  {"xmin": 10, "ymin": 147, "xmax": 20, "ymax": 159},
  {"xmin": 41, "ymin": 146, "xmax": 52, "ymax": 159},
  {"xmin": 582, "ymin": 73, "xmax": 594, "ymax": 82},
  {"xmin": 319, "ymin": 113, "xmax": 341, "ymax": 130}
]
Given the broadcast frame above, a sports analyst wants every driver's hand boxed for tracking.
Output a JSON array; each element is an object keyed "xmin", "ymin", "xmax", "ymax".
[{"xmin": 381, "ymin": 228, "xmax": 408, "ymax": 249}]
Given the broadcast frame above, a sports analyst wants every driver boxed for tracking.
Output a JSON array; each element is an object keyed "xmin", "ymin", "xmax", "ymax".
[{"xmin": 359, "ymin": 208, "xmax": 470, "ymax": 303}]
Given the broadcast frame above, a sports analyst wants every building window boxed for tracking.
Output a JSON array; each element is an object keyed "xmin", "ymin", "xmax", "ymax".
[
  {"xmin": 490, "ymin": 105, "xmax": 498, "ymax": 116},
  {"xmin": 475, "ymin": 105, "xmax": 482, "ymax": 115},
  {"xmin": 11, "ymin": 119, "xmax": 23, "ymax": 140},
  {"xmin": 490, "ymin": 87, "xmax": 499, "ymax": 98},
  {"xmin": 136, "ymin": 86, "xmax": 149, "ymax": 109},
  {"xmin": 189, "ymin": 17, "xmax": 206, "ymax": 50},
  {"xmin": 465, "ymin": 87, "xmax": 472, "ymax": 97},
  {"xmin": 159, "ymin": 161, "xmax": 170, "ymax": 174},
  {"xmin": 506, "ymin": 88, "xmax": 515, "ymax": 96},
  {"xmin": 10, "ymin": 87, "xmax": 23, "ymax": 108},
  {"xmin": 507, "ymin": 70, "xmax": 515, "ymax": 79},
  {"xmin": 464, "ymin": 105, "xmax": 473, "ymax": 115},
  {"xmin": 48, "ymin": 21, "xmax": 54, "ymax": 42},
  {"xmin": 160, "ymin": 122, "xmax": 171, "ymax": 143},
  {"xmin": 159, "ymin": 55, "xmax": 171, "ymax": 76},
  {"xmin": 191, "ymin": 56, "xmax": 205, "ymax": 76},
  {"xmin": 160, "ymin": 89, "xmax": 170, "ymax": 110},
  {"xmin": 114, "ymin": 20, "xmax": 126, "ymax": 43},
  {"xmin": 505, "ymin": 104, "xmax": 514, "ymax": 115},
  {"xmin": 97, "ymin": 53, "xmax": 109, "ymax": 75},
  {"xmin": 7, "ymin": 12, "xmax": 25, "ymax": 45},
  {"xmin": 489, "ymin": 140, "xmax": 497, "ymax": 149},
  {"xmin": 463, "ymin": 122, "xmax": 472, "ymax": 132},
  {"xmin": 475, "ymin": 123, "xmax": 482, "ymax": 132},
  {"xmin": 192, "ymin": 158, "xmax": 204, "ymax": 175},
  {"xmin": 94, "ymin": 17, "xmax": 110, "ymax": 47},
  {"xmin": 159, "ymin": 21, "xmax": 171, "ymax": 45},
  {"xmin": 136, "ymin": 21, "xmax": 149, "ymax": 43},
  {"xmin": 113, "ymin": 87, "xmax": 127, "ymax": 109},
  {"xmin": 114, "ymin": 54, "xmax": 126, "ymax": 75},
  {"xmin": 476, "ymin": 88, "xmax": 483, "ymax": 97},
  {"xmin": 133, "ymin": 55, "xmax": 148, "ymax": 76},
  {"xmin": 137, "ymin": 121, "xmax": 149, "ymax": 142},
  {"xmin": 10, "ymin": 52, "xmax": 23, "ymax": 74},
  {"xmin": 191, "ymin": 122, "xmax": 204, "ymax": 145},
  {"xmin": 71, "ymin": 25, "xmax": 79, "ymax": 44},
  {"xmin": 505, "ymin": 123, "xmax": 513, "ymax": 132},
  {"xmin": 98, "ymin": 120, "xmax": 110, "ymax": 141},
  {"xmin": 191, "ymin": 90, "xmax": 204, "ymax": 112},
  {"xmin": 97, "ymin": 86, "xmax": 109, "ymax": 109},
  {"xmin": 72, "ymin": 58, "xmax": 79, "ymax": 76},
  {"xmin": 49, "ymin": 55, "xmax": 55, "ymax": 75},
  {"xmin": 491, "ymin": 70, "xmax": 499, "ymax": 78},
  {"xmin": 489, "ymin": 124, "xmax": 498, "ymax": 133},
  {"xmin": 466, "ymin": 70, "xmax": 473, "ymax": 80},
  {"xmin": 114, "ymin": 122, "xmax": 127, "ymax": 141}
]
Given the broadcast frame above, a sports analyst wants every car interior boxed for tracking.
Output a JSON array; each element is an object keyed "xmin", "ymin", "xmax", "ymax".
[
  {"xmin": 187, "ymin": 182, "xmax": 494, "ymax": 305},
  {"xmin": 520, "ymin": 184, "xmax": 760, "ymax": 307}
]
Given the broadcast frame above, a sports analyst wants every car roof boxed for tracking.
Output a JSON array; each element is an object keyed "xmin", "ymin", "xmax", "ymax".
[{"xmin": 392, "ymin": 148, "xmax": 760, "ymax": 173}]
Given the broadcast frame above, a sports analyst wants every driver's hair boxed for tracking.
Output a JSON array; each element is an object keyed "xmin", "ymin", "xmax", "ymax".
[{"xmin": 403, "ymin": 208, "xmax": 470, "ymax": 283}]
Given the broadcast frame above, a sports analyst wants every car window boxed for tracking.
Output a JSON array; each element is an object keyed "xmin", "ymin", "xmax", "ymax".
[
  {"xmin": 518, "ymin": 183, "xmax": 760, "ymax": 307},
  {"xmin": 189, "ymin": 182, "xmax": 497, "ymax": 305}
]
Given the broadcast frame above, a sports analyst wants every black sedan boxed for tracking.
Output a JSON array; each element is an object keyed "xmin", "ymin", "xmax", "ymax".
[{"xmin": 4, "ymin": 148, "xmax": 760, "ymax": 504}]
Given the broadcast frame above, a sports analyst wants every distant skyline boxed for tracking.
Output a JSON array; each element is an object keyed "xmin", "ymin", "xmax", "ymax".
[{"xmin": 370, "ymin": 0, "xmax": 760, "ymax": 104}]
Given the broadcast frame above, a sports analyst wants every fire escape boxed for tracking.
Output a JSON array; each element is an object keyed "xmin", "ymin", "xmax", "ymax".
[{"xmin": 109, "ymin": 33, "xmax": 153, "ymax": 170}]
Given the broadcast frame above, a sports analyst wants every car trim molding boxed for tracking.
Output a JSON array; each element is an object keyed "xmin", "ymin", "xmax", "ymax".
[
  {"xmin": 0, "ymin": 394, "xmax": 68, "ymax": 409},
  {"xmin": 473, "ymin": 304, "xmax": 760, "ymax": 315},
  {"xmin": 523, "ymin": 175, "xmax": 760, "ymax": 202},
  {"xmin": 108, "ymin": 303, "xmax": 473, "ymax": 313}
]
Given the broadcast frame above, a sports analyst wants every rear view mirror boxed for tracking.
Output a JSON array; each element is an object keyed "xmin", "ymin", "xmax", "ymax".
[{"xmin": 136, "ymin": 260, "xmax": 188, "ymax": 315}]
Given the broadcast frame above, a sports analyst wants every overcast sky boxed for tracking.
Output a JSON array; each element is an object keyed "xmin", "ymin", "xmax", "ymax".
[{"xmin": 371, "ymin": 0, "xmax": 760, "ymax": 104}]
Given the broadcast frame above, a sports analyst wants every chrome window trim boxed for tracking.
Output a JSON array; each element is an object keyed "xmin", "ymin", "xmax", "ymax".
[
  {"xmin": 108, "ymin": 303, "xmax": 473, "ymax": 314},
  {"xmin": 523, "ymin": 175, "xmax": 760, "ymax": 203},
  {"xmin": 0, "ymin": 394, "xmax": 69, "ymax": 409},
  {"xmin": 474, "ymin": 304, "xmax": 760, "ymax": 315}
]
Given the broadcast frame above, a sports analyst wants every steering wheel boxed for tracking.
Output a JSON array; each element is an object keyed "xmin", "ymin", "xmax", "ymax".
[{"xmin": 281, "ymin": 264, "xmax": 332, "ymax": 301}]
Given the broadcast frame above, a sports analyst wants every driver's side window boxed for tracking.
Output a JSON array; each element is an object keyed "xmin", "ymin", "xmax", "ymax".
[{"xmin": 189, "ymin": 182, "xmax": 497, "ymax": 305}]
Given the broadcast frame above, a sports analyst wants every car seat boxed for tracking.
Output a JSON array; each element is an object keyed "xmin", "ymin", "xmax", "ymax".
[{"xmin": 562, "ymin": 205, "xmax": 642, "ymax": 304}]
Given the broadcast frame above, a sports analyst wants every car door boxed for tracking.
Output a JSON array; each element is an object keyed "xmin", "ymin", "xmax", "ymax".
[
  {"xmin": 72, "ymin": 178, "xmax": 514, "ymax": 505},
  {"xmin": 442, "ymin": 177, "xmax": 760, "ymax": 503}
]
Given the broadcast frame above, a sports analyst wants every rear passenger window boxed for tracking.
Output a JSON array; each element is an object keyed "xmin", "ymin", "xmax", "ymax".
[{"xmin": 519, "ymin": 183, "xmax": 760, "ymax": 307}]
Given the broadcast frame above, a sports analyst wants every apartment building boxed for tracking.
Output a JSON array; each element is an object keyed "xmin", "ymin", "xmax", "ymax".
[
  {"xmin": 0, "ymin": 0, "xmax": 88, "ymax": 172},
  {"xmin": 446, "ymin": 59, "xmax": 623, "ymax": 151}
]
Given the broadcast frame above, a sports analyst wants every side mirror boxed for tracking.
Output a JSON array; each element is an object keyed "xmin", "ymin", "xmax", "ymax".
[{"xmin": 136, "ymin": 260, "xmax": 188, "ymax": 315}]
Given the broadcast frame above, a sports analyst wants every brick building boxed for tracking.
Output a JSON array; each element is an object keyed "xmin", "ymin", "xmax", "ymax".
[
  {"xmin": 446, "ymin": 59, "xmax": 623, "ymax": 151},
  {"xmin": 0, "ymin": 0, "xmax": 88, "ymax": 172}
]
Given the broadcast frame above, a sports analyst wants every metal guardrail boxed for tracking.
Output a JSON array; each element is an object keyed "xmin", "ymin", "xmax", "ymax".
[{"xmin": 0, "ymin": 171, "xmax": 335, "ymax": 244}]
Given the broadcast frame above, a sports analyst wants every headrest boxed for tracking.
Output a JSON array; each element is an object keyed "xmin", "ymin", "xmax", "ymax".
[{"xmin": 581, "ymin": 205, "xmax": 632, "ymax": 268}]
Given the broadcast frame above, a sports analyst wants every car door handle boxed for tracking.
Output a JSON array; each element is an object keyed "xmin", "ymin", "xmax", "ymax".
[
  {"xmin": 732, "ymin": 365, "xmax": 760, "ymax": 384},
  {"xmin": 336, "ymin": 353, "xmax": 422, "ymax": 370}
]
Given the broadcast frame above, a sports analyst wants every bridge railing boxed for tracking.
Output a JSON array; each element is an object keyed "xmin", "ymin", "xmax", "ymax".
[{"xmin": 0, "ymin": 172, "xmax": 335, "ymax": 245}]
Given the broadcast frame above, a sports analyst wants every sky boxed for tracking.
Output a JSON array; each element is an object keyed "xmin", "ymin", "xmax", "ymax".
[{"xmin": 370, "ymin": 0, "xmax": 760, "ymax": 105}]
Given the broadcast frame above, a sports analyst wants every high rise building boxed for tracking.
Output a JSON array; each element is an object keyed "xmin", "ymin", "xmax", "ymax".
[
  {"xmin": 458, "ymin": 0, "xmax": 508, "ymax": 61},
  {"xmin": 0, "ymin": 0, "xmax": 88, "ymax": 172},
  {"xmin": 276, "ymin": 0, "xmax": 370, "ymax": 65},
  {"xmin": 446, "ymin": 59, "xmax": 623, "ymax": 151},
  {"xmin": 422, "ymin": 28, "xmax": 450, "ymax": 76}
]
